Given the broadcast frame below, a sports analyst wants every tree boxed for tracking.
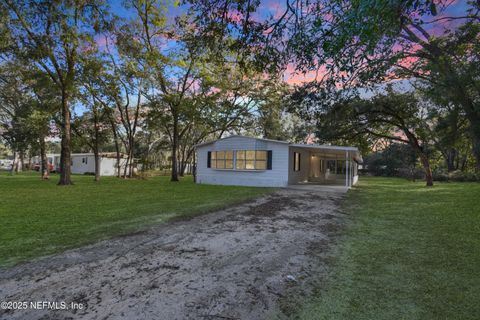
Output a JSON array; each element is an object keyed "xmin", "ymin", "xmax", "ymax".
[
  {"xmin": 120, "ymin": 0, "xmax": 265, "ymax": 181},
  {"xmin": 253, "ymin": 79, "xmax": 291, "ymax": 140},
  {"xmin": 72, "ymin": 102, "xmax": 110, "ymax": 181},
  {"xmin": 0, "ymin": 62, "xmax": 31, "ymax": 173},
  {"xmin": 292, "ymin": 87, "xmax": 435, "ymax": 186},
  {"xmin": 364, "ymin": 143, "xmax": 417, "ymax": 177},
  {"xmin": 188, "ymin": 0, "xmax": 480, "ymax": 170},
  {"xmin": 2, "ymin": 0, "xmax": 112, "ymax": 184}
]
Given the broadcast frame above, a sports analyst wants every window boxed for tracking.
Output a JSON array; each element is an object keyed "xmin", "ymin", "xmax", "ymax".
[
  {"xmin": 326, "ymin": 160, "xmax": 336, "ymax": 173},
  {"xmin": 336, "ymin": 160, "xmax": 346, "ymax": 174},
  {"xmin": 235, "ymin": 150, "xmax": 267, "ymax": 170},
  {"xmin": 82, "ymin": 157, "xmax": 88, "ymax": 164},
  {"xmin": 293, "ymin": 152, "xmax": 301, "ymax": 172},
  {"xmin": 211, "ymin": 151, "xmax": 233, "ymax": 169}
]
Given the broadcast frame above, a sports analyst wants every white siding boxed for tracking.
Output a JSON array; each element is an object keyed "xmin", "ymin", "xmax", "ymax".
[
  {"xmin": 100, "ymin": 158, "xmax": 117, "ymax": 176},
  {"xmin": 71, "ymin": 155, "xmax": 96, "ymax": 175},
  {"xmin": 196, "ymin": 136, "xmax": 289, "ymax": 187},
  {"xmin": 71, "ymin": 155, "xmax": 122, "ymax": 176}
]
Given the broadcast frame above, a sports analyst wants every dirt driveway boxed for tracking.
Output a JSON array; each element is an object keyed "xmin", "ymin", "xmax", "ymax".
[{"xmin": 0, "ymin": 188, "xmax": 346, "ymax": 320}]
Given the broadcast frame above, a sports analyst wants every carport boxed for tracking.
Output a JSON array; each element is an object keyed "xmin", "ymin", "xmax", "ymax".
[{"xmin": 288, "ymin": 144, "xmax": 362, "ymax": 188}]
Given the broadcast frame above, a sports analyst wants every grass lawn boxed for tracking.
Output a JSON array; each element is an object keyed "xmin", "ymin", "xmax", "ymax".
[
  {"xmin": 0, "ymin": 172, "xmax": 272, "ymax": 267},
  {"xmin": 296, "ymin": 176, "xmax": 480, "ymax": 320}
]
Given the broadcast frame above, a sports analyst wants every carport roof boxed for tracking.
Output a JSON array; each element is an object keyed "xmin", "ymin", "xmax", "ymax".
[{"xmin": 290, "ymin": 143, "xmax": 359, "ymax": 152}]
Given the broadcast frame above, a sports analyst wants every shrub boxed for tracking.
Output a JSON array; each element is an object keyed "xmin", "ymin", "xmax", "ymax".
[
  {"xmin": 433, "ymin": 171, "xmax": 449, "ymax": 182},
  {"xmin": 397, "ymin": 168, "xmax": 425, "ymax": 180},
  {"xmin": 450, "ymin": 171, "xmax": 479, "ymax": 182},
  {"xmin": 433, "ymin": 170, "xmax": 479, "ymax": 182}
]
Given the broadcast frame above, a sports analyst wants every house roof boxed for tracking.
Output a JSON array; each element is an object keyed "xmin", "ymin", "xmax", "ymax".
[
  {"xmin": 70, "ymin": 152, "xmax": 129, "ymax": 158},
  {"xmin": 195, "ymin": 135, "xmax": 359, "ymax": 152},
  {"xmin": 194, "ymin": 135, "xmax": 290, "ymax": 148}
]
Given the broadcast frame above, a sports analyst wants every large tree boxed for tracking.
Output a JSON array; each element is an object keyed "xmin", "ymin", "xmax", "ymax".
[
  {"xmin": 291, "ymin": 87, "xmax": 436, "ymax": 186},
  {"xmin": 1, "ymin": 0, "xmax": 112, "ymax": 184},
  {"xmin": 188, "ymin": 0, "xmax": 480, "ymax": 170}
]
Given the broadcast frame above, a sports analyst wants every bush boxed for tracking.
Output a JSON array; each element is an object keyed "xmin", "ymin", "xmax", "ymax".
[
  {"xmin": 449, "ymin": 170, "xmax": 479, "ymax": 182},
  {"xmin": 397, "ymin": 168, "xmax": 425, "ymax": 180},
  {"xmin": 433, "ymin": 170, "xmax": 479, "ymax": 182},
  {"xmin": 432, "ymin": 171, "xmax": 449, "ymax": 182}
]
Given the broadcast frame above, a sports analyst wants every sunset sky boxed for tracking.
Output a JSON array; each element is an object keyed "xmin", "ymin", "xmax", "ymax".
[{"xmin": 105, "ymin": 0, "xmax": 471, "ymax": 85}]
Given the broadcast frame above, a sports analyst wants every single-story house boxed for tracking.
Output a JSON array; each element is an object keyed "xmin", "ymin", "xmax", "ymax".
[
  {"xmin": 195, "ymin": 135, "xmax": 362, "ymax": 188},
  {"xmin": 31, "ymin": 152, "xmax": 136, "ymax": 176},
  {"xmin": 30, "ymin": 153, "xmax": 60, "ymax": 172},
  {"xmin": 71, "ymin": 153, "xmax": 136, "ymax": 176}
]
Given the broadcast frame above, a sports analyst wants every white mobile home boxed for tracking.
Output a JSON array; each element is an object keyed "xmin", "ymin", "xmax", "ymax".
[
  {"xmin": 71, "ymin": 153, "xmax": 134, "ymax": 176},
  {"xmin": 195, "ymin": 135, "xmax": 362, "ymax": 188}
]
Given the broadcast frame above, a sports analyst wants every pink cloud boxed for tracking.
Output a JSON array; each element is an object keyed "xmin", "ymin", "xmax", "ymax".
[
  {"xmin": 227, "ymin": 9, "xmax": 244, "ymax": 23},
  {"xmin": 283, "ymin": 64, "xmax": 329, "ymax": 85}
]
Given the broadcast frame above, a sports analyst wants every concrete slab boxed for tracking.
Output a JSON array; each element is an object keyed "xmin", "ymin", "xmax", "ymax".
[{"xmin": 286, "ymin": 184, "xmax": 349, "ymax": 193}]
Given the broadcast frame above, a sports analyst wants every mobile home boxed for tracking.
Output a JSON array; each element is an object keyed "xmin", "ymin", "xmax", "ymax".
[{"xmin": 195, "ymin": 135, "xmax": 362, "ymax": 188}]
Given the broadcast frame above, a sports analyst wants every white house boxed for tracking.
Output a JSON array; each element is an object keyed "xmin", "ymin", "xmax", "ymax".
[
  {"xmin": 195, "ymin": 135, "xmax": 362, "ymax": 188},
  {"xmin": 31, "ymin": 152, "xmax": 134, "ymax": 176},
  {"xmin": 71, "ymin": 153, "xmax": 135, "ymax": 176}
]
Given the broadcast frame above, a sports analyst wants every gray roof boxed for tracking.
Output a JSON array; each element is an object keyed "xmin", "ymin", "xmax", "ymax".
[
  {"xmin": 194, "ymin": 135, "xmax": 290, "ymax": 148},
  {"xmin": 194, "ymin": 135, "xmax": 360, "ymax": 154}
]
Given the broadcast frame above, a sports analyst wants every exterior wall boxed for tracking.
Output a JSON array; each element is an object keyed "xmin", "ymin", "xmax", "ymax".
[
  {"xmin": 71, "ymin": 155, "xmax": 123, "ymax": 176},
  {"xmin": 287, "ymin": 147, "xmax": 311, "ymax": 184},
  {"xmin": 99, "ymin": 158, "xmax": 118, "ymax": 176},
  {"xmin": 196, "ymin": 136, "xmax": 289, "ymax": 187},
  {"xmin": 71, "ymin": 155, "xmax": 96, "ymax": 175}
]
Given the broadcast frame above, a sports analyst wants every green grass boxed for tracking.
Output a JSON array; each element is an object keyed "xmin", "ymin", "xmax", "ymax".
[
  {"xmin": 0, "ymin": 172, "xmax": 272, "ymax": 267},
  {"xmin": 296, "ymin": 176, "xmax": 480, "ymax": 320}
]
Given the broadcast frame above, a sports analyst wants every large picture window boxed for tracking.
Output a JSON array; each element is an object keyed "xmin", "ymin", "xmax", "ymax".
[
  {"xmin": 236, "ymin": 150, "xmax": 267, "ymax": 170},
  {"xmin": 211, "ymin": 151, "xmax": 233, "ymax": 169}
]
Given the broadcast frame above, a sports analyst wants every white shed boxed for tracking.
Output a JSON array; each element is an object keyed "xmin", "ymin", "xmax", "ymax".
[{"xmin": 195, "ymin": 135, "xmax": 362, "ymax": 188}]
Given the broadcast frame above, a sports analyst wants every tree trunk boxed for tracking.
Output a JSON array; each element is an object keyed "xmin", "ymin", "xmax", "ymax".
[
  {"xmin": 10, "ymin": 151, "xmax": 17, "ymax": 175},
  {"xmin": 93, "ymin": 108, "xmax": 100, "ymax": 182},
  {"xmin": 405, "ymin": 131, "xmax": 433, "ymax": 187},
  {"xmin": 192, "ymin": 151, "xmax": 197, "ymax": 183},
  {"xmin": 171, "ymin": 117, "xmax": 179, "ymax": 182},
  {"xmin": 419, "ymin": 152, "xmax": 434, "ymax": 186},
  {"xmin": 470, "ymin": 126, "xmax": 480, "ymax": 172},
  {"xmin": 40, "ymin": 136, "xmax": 49, "ymax": 179},
  {"xmin": 445, "ymin": 148, "xmax": 457, "ymax": 172},
  {"xmin": 58, "ymin": 92, "xmax": 73, "ymax": 185},
  {"xmin": 128, "ymin": 136, "xmax": 134, "ymax": 178},
  {"xmin": 109, "ymin": 116, "xmax": 121, "ymax": 178},
  {"xmin": 94, "ymin": 151, "xmax": 100, "ymax": 182},
  {"xmin": 18, "ymin": 150, "xmax": 24, "ymax": 172}
]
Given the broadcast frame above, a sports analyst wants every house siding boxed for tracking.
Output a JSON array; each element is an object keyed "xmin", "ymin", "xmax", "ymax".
[
  {"xmin": 196, "ymin": 136, "xmax": 289, "ymax": 187},
  {"xmin": 70, "ymin": 155, "xmax": 127, "ymax": 176}
]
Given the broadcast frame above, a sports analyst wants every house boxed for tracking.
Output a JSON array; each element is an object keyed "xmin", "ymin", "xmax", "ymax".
[
  {"xmin": 195, "ymin": 135, "xmax": 362, "ymax": 188},
  {"xmin": 31, "ymin": 152, "xmax": 136, "ymax": 176},
  {"xmin": 30, "ymin": 153, "xmax": 61, "ymax": 172},
  {"xmin": 71, "ymin": 153, "xmax": 136, "ymax": 176}
]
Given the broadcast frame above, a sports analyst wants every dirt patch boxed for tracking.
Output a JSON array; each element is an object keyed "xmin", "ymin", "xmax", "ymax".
[
  {"xmin": 0, "ymin": 188, "xmax": 346, "ymax": 320},
  {"xmin": 245, "ymin": 196, "xmax": 299, "ymax": 216}
]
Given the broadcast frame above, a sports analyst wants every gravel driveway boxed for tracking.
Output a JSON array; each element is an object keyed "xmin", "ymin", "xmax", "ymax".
[{"xmin": 0, "ymin": 188, "xmax": 346, "ymax": 320}]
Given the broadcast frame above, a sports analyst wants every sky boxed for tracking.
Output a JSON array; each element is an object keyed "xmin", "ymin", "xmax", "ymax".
[{"xmin": 105, "ymin": 0, "xmax": 472, "ymax": 86}]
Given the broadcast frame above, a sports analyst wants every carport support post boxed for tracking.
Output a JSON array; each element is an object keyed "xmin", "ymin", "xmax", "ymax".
[{"xmin": 345, "ymin": 151, "xmax": 349, "ymax": 188}]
